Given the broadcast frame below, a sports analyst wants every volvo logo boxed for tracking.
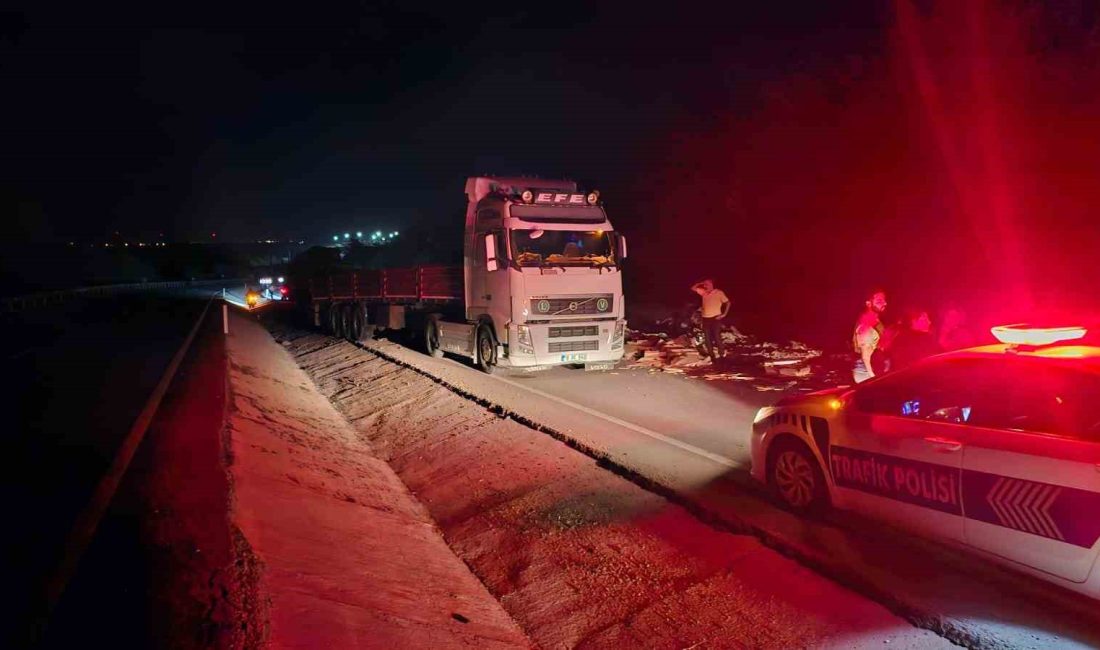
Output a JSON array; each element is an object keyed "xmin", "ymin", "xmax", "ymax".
[
  {"xmin": 568, "ymin": 301, "xmax": 578, "ymax": 311},
  {"xmin": 596, "ymin": 298, "xmax": 609, "ymax": 312},
  {"xmin": 537, "ymin": 300, "xmax": 551, "ymax": 313}
]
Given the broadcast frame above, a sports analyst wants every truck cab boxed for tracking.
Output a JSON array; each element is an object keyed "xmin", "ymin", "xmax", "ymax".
[{"xmin": 462, "ymin": 176, "xmax": 627, "ymax": 370}]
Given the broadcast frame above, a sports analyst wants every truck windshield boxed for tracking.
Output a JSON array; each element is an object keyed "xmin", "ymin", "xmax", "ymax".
[{"xmin": 510, "ymin": 229, "xmax": 614, "ymax": 267}]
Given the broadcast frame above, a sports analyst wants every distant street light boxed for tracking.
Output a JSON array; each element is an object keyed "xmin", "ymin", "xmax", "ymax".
[
  {"xmin": 344, "ymin": 233, "xmax": 350, "ymax": 239},
  {"xmin": 356, "ymin": 231, "xmax": 363, "ymax": 238},
  {"xmin": 333, "ymin": 235, "xmax": 339, "ymax": 241}
]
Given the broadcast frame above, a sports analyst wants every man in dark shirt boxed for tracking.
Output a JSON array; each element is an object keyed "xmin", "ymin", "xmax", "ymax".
[{"xmin": 890, "ymin": 308, "xmax": 939, "ymax": 371}]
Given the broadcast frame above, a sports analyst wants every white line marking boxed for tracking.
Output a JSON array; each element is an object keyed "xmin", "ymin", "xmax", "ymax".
[
  {"xmin": 488, "ymin": 373, "xmax": 745, "ymax": 470},
  {"xmin": 43, "ymin": 294, "xmax": 216, "ymax": 620}
]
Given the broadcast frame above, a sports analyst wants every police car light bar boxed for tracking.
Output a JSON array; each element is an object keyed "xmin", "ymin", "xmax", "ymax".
[{"xmin": 991, "ymin": 324, "xmax": 1087, "ymax": 347}]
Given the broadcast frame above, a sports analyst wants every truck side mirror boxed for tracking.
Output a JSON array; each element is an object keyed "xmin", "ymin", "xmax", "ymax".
[
  {"xmin": 616, "ymin": 233, "xmax": 628, "ymax": 261},
  {"xmin": 484, "ymin": 233, "xmax": 499, "ymax": 271}
]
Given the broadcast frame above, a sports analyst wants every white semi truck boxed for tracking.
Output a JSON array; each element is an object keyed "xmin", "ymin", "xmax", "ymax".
[{"xmin": 307, "ymin": 176, "xmax": 628, "ymax": 372}]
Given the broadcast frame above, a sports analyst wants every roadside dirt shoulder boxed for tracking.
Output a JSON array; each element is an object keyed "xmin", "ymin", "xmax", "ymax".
[{"xmin": 224, "ymin": 310, "xmax": 529, "ymax": 648}]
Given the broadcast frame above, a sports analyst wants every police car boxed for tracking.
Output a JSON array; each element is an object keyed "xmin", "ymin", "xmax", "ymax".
[{"xmin": 750, "ymin": 324, "xmax": 1100, "ymax": 598}]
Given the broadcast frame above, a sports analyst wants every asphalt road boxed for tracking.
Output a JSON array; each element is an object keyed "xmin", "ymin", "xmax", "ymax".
[
  {"xmin": 500, "ymin": 362, "xmax": 773, "ymax": 465},
  {"xmin": 0, "ymin": 285, "xmax": 239, "ymax": 646}
]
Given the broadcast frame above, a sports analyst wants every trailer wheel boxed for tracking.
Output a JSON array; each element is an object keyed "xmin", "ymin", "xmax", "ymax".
[
  {"xmin": 475, "ymin": 325, "xmax": 495, "ymax": 373},
  {"xmin": 340, "ymin": 304, "xmax": 353, "ymax": 340},
  {"xmin": 351, "ymin": 305, "xmax": 367, "ymax": 342},
  {"xmin": 327, "ymin": 304, "xmax": 340, "ymax": 336},
  {"xmin": 331, "ymin": 304, "xmax": 345, "ymax": 339},
  {"xmin": 424, "ymin": 315, "xmax": 443, "ymax": 358}
]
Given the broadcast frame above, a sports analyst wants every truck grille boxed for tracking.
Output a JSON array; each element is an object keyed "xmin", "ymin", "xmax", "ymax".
[
  {"xmin": 548, "ymin": 340, "xmax": 600, "ymax": 353},
  {"xmin": 531, "ymin": 295, "xmax": 613, "ymax": 316},
  {"xmin": 549, "ymin": 326, "xmax": 598, "ymax": 338}
]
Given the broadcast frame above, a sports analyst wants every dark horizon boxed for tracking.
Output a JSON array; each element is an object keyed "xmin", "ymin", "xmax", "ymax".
[{"xmin": 7, "ymin": 1, "xmax": 1100, "ymax": 342}]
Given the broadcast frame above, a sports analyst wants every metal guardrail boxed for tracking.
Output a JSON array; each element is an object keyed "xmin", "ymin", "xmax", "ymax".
[{"xmin": 1, "ymin": 279, "xmax": 246, "ymax": 313}]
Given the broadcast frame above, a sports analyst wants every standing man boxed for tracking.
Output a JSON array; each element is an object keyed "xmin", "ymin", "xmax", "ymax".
[
  {"xmin": 691, "ymin": 278, "xmax": 730, "ymax": 362},
  {"xmin": 852, "ymin": 289, "xmax": 887, "ymax": 383}
]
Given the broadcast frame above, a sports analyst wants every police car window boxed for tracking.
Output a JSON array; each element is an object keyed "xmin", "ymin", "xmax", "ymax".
[
  {"xmin": 853, "ymin": 359, "xmax": 999, "ymax": 424},
  {"xmin": 971, "ymin": 362, "xmax": 1100, "ymax": 441}
]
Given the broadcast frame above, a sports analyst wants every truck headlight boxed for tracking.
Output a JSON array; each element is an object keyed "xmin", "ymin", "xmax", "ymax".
[
  {"xmin": 516, "ymin": 325, "xmax": 534, "ymax": 354},
  {"xmin": 611, "ymin": 320, "xmax": 625, "ymax": 350}
]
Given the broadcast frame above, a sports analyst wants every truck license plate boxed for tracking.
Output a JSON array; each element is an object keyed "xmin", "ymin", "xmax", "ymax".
[{"xmin": 560, "ymin": 352, "xmax": 588, "ymax": 362}]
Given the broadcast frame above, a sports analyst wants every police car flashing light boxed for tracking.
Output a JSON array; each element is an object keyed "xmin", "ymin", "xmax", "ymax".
[
  {"xmin": 750, "ymin": 324, "xmax": 1100, "ymax": 599},
  {"xmin": 991, "ymin": 324, "xmax": 1087, "ymax": 347}
]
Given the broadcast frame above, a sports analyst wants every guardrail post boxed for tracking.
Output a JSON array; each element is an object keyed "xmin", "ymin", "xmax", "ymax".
[{"xmin": 222, "ymin": 303, "xmax": 229, "ymax": 334}]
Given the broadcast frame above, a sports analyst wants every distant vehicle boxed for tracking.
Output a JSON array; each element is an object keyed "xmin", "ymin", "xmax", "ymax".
[
  {"xmin": 750, "ymin": 324, "xmax": 1100, "ymax": 599},
  {"xmin": 305, "ymin": 177, "xmax": 628, "ymax": 373},
  {"xmin": 261, "ymin": 276, "xmax": 288, "ymax": 301}
]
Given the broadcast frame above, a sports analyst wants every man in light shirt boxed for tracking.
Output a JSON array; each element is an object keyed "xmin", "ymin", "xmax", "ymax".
[
  {"xmin": 690, "ymin": 279, "xmax": 731, "ymax": 362},
  {"xmin": 852, "ymin": 289, "xmax": 887, "ymax": 383}
]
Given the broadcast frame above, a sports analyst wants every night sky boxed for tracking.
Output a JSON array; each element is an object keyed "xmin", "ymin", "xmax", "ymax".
[
  {"xmin": 2, "ymin": 1, "xmax": 883, "ymax": 243},
  {"xmin": 5, "ymin": 1, "xmax": 1100, "ymax": 341}
]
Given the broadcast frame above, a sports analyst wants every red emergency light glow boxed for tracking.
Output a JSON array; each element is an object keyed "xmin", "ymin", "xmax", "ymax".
[
  {"xmin": 280, "ymin": 286, "xmax": 289, "ymax": 295},
  {"xmin": 990, "ymin": 324, "xmax": 1087, "ymax": 347}
]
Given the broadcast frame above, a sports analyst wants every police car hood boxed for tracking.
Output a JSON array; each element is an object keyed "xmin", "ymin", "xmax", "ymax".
[{"xmin": 775, "ymin": 386, "xmax": 848, "ymax": 408}]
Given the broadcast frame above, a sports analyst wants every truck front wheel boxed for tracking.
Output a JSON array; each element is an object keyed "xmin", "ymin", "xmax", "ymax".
[{"xmin": 475, "ymin": 325, "xmax": 495, "ymax": 373}]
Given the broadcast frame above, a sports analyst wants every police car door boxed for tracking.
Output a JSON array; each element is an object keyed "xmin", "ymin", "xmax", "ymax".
[
  {"xmin": 835, "ymin": 359, "xmax": 985, "ymax": 543},
  {"xmin": 961, "ymin": 360, "xmax": 1100, "ymax": 584}
]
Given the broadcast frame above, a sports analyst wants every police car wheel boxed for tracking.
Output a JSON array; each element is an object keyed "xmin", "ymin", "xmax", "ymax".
[{"xmin": 770, "ymin": 440, "xmax": 826, "ymax": 512}]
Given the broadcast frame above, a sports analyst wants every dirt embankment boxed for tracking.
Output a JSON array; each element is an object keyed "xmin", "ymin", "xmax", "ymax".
[{"xmin": 222, "ymin": 310, "xmax": 530, "ymax": 648}]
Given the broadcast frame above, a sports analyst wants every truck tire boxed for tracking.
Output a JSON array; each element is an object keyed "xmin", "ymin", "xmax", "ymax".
[
  {"xmin": 332, "ymin": 304, "xmax": 345, "ymax": 339},
  {"xmin": 424, "ymin": 315, "xmax": 443, "ymax": 358},
  {"xmin": 475, "ymin": 324, "xmax": 495, "ymax": 374},
  {"xmin": 351, "ymin": 305, "xmax": 367, "ymax": 342},
  {"xmin": 340, "ymin": 304, "xmax": 352, "ymax": 340},
  {"xmin": 326, "ymin": 305, "xmax": 339, "ymax": 336}
]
